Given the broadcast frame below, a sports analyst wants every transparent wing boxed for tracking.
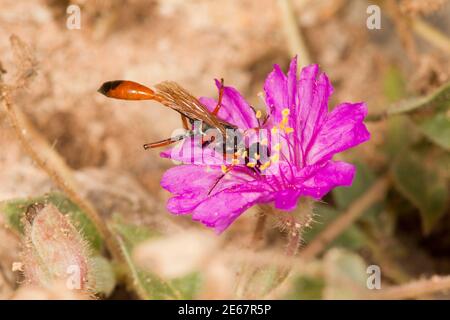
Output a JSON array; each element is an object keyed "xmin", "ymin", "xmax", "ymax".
[{"xmin": 155, "ymin": 81, "xmax": 234, "ymax": 133}]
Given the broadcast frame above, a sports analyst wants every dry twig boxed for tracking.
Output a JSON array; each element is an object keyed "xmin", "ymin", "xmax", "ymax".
[
  {"xmin": 278, "ymin": 0, "xmax": 311, "ymax": 68},
  {"xmin": 369, "ymin": 275, "xmax": 450, "ymax": 299}
]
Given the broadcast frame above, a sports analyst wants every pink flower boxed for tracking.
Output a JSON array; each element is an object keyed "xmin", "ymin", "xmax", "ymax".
[{"xmin": 160, "ymin": 57, "xmax": 370, "ymax": 233}]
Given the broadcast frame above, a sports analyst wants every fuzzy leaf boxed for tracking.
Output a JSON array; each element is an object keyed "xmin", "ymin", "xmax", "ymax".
[
  {"xmin": 387, "ymin": 81, "xmax": 450, "ymax": 116},
  {"xmin": 89, "ymin": 255, "xmax": 116, "ymax": 297},
  {"xmin": 384, "ymin": 115, "xmax": 418, "ymax": 159},
  {"xmin": 22, "ymin": 203, "xmax": 92, "ymax": 293},
  {"xmin": 110, "ymin": 214, "xmax": 201, "ymax": 299},
  {"xmin": 369, "ymin": 80, "xmax": 450, "ymax": 121},
  {"xmin": 416, "ymin": 112, "xmax": 450, "ymax": 150},
  {"xmin": 392, "ymin": 149, "xmax": 448, "ymax": 234},
  {"xmin": 286, "ymin": 275, "xmax": 324, "ymax": 300},
  {"xmin": 0, "ymin": 193, "xmax": 103, "ymax": 251},
  {"xmin": 323, "ymin": 248, "xmax": 368, "ymax": 299}
]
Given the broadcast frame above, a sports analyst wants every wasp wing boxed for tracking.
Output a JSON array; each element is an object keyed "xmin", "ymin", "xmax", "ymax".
[{"xmin": 154, "ymin": 81, "xmax": 235, "ymax": 134}]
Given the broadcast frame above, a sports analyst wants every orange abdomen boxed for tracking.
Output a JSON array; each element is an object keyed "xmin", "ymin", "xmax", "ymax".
[{"xmin": 98, "ymin": 80, "xmax": 157, "ymax": 100}]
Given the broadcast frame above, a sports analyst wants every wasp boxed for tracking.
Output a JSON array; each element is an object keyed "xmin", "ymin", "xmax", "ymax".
[{"xmin": 98, "ymin": 79, "xmax": 271, "ymax": 168}]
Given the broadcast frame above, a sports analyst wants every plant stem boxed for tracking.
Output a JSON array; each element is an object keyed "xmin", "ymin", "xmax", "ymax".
[
  {"xmin": 366, "ymin": 80, "xmax": 450, "ymax": 121},
  {"xmin": 369, "ymin": 275, "xmax": 450, "ymax": 299},
  {"xmin": 285, "ymin": 215, "xmax": 301, "ymax": 256},
  {"xmin": 278, "ymin": 0, "xmax": 311, "ymax": 68},
  {"xmin": 298, "ymin": 174, "xmax": 390, "ymax": 261},
  {"xmin": 252, "ymin": 213, "xmax": 267, "ymax": 245},
  {"xmin": 1, "ymin": 92, "xmax": 123, "ymax": 264},
  {"xmin": 412, "ymin": 18, "xmax": 450, "ymax": 54}
]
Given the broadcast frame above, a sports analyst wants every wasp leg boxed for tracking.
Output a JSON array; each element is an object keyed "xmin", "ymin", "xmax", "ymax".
[
  {"xmin": 181, "ymin": 114, "xmax": 190, "ymax": 130},
  {"xmin": 212, "ymin": 78, "xmax": 225, "ymax": 116},
  {"xmin": 208, "ymin": 147, "xmax": 244, "ymax": 195},
  {"xmin": 143, "ymin": 134, "xmax": 186, "ymax": 150},
  {"xmin": 201, "ymin": 135, "xmax": 216, "ymax": 148}
]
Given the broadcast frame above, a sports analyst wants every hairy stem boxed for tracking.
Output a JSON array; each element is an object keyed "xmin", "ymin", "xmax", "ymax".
[{"xmin": 285, "ymin": 216, "xmax": 301, "ymax": 257}]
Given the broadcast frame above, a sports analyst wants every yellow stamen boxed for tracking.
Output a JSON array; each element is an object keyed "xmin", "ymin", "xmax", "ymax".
[
  {"xmin": 271, "ymin": 127, "xmax": 278, "ymax": 134},
  {"xmin": 260, "ymin": 161, "xmax": 271, "ymax": 170},
  {"xmin": 271, "ymin": 153, "xmax": 280, "ymax": 162},
  {"xmin": 246, "ymin": 162, "xmax": 256, "ymax": 168},
  {"xmin": 274, "ymin": 143, "xmax": 281, "ymax": 151},
  {"xmin": 231, "ymin": 158, "xmax": 240, "ymax": 165},
  {"xmin": 255, "ymin": 110, "xmax": 262, "ymax": 119},
  {"xmin": 285, "ymin": 127, "xmax": 294, "ymax": 134},
  {"xmin": 241, "ymin": 150, "xmax": 248, "ymax": 158},
  {"xmin": 221, "ymin": 165, "xmax": 228, "ymax": 174},
  {"xmin": 282, "ymin": 108, "xmax": 290, "ymax": 117}
]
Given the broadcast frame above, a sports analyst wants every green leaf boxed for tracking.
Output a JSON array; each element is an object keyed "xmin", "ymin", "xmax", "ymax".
[
  {"xmin": 171, "ymin": 272, "xmax": 202, "ymax": 300},
  {"xmin": 0, "ymin": 192, "xmax": 103, "ymax": 251},
  {"xmin": 379, "ymin": 79, "xmax": 450, "ymax": 150},
  {"xmin": 383, "ymin": 66, "xmax": 406, "ymax": 102},
  {"xmin": 392, "ymin": 148, "xmax": 448, "ymax": 234},
  {"xmin": 90, "ymin": 255, "xmax": 116, "ymax": 297},
  {"xmin": 0, "ymin": 199, "xmax": 28, "ymax": 232},
  {"xmin": 384, "ymin": 116, "xmax": 418, "ymax": 160},
  {"xmin": 45, "ymin": 193, "xmax": 103, "ymax": 251},
  {"xmin": 286, "ymin": 275, "xmax": 324, "ymax": 300},
  {"xmin": 333, "ymin": 162, "xmax": 384, "ymax": 223},
  {"xmin": 368, "ymin": 80, "xmax": 450, "ymax": 121},
  {"xmin": 388, "ymin": 81, "xmax": 450, "ymax": 116},
  {"xmin": 110, "ymin": 215, "xmax": 201, "ymax": 299},
  {"xmin": 416, "ymin": 112, "xmax": 450, "ymax": 150},
  {"xmin": 111, "ymin": 214, "xmax": 160, "ymax": 246},
  {"xmin": 333, "ymin": 162, "xmax": 376, "ymax": 210},
  {"xmin": 323, "ymin": 248, "xmax": 368, "ymax": 299},
  {"xmin": 303, "ymin": 163, "xmax": 382, "ymax": 249},
  {"xmin": 304, "ymin": 204, "xmax": 367, "ymax": 250}
]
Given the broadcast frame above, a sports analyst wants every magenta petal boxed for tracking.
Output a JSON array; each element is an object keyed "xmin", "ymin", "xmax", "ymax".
[
  {"xmin": 306, "ymin": 102, "xmax": 370, "ymax": 165},
  {"xmin": 295, "ymin": 64, "xmax": 333, "ymax": 165},
  {"xmin": 264, "ymin": 65, "xmax": 286, "ymax": 123},
  {"xmin": 199, "ymin": 80, "xmax": 258, "ymax": 129},
  {"xmin": 264, "ymin": 56, "xmax": 298, "ymax": 124},
  {"xmin": 158, "ymin": 57, "xmax": 371, "ymax": 232},
  {"xmin": 161, "ymin": 164, "xmax": 271, "ymax": 230},
  {"xmin": 160, "ymin": 137, "xmax": 225, "ymax": 165},
  {"xmin": 161, "ymin": 165, "xmax": 224, "ymax": 214},
  {"xmin": 299, "ymin": 161, "xmax": 355, "ymax": 199},
  {"xmin": 274, "ymin": 189, "xmax": 302, "ymax": 211},
  {"xmin": 192, "ymin": 191, "xmax": 270, "ymax": 233}
]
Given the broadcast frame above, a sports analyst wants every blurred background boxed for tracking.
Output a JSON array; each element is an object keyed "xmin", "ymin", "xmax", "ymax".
[{"xmin": 0, "ymin": 0, "xmax": 449, "ymax": 299}]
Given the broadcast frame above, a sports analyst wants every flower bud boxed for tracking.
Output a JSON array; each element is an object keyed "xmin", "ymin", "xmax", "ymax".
[{"xmin": 21, "ymin": 203, "xmax": 92, "ymax": 293}]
